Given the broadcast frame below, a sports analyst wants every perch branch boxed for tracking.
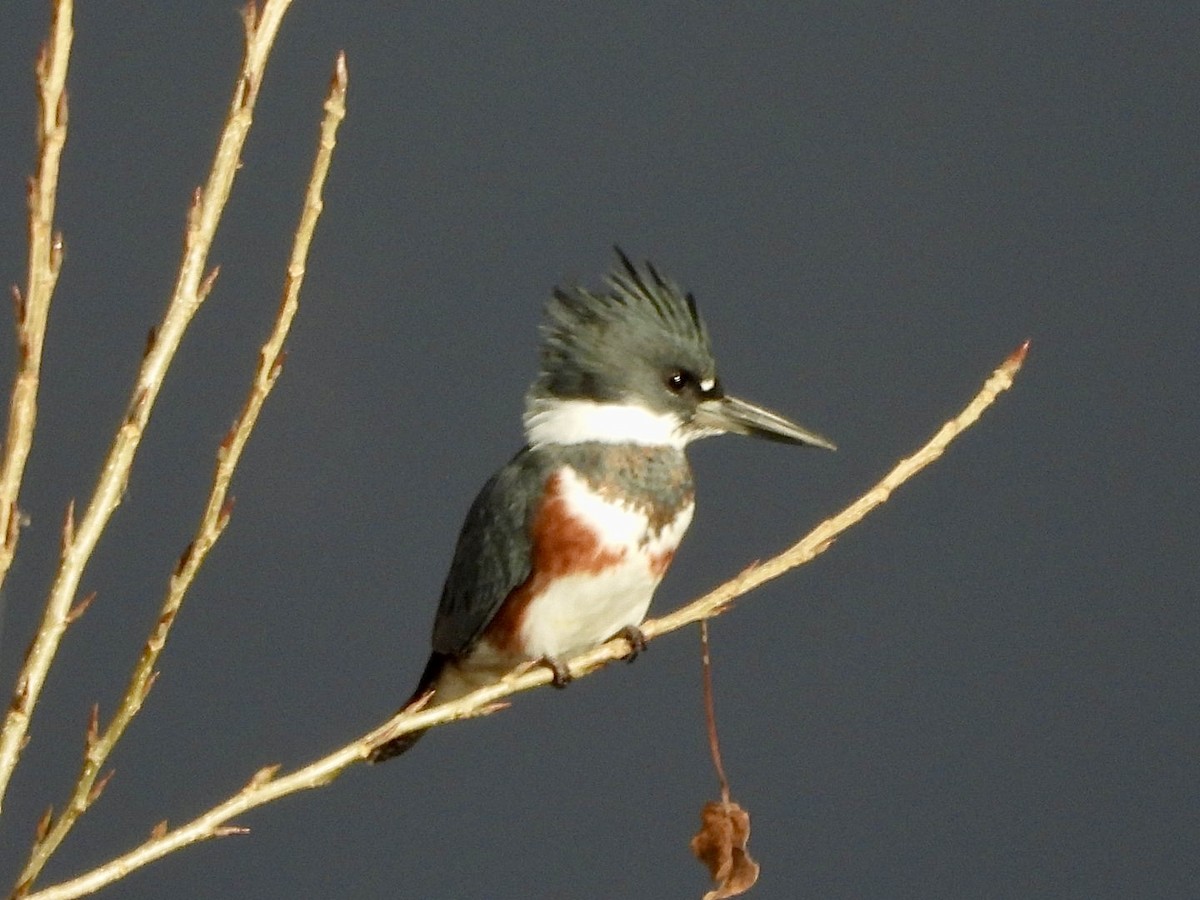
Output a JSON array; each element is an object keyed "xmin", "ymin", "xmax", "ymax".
[
  {"xmin": 10, "ymin": 45, "xmax": 347, "ymax": 900},
  {"xmin": 0, "ymin": 0, "xmax": 297, "ymax": 815},
  {"xmin": 26, "ymin": 342, "xmax": 1028, "ymax": 900},
  {"xmin": 0, "ymin": 0, "xmax": 72, "ymax": 591}
]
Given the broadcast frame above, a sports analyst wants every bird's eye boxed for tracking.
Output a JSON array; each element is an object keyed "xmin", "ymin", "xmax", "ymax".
[{"xmin": 665, "ymin": 370, "xmax": 693, "ymax": 393}]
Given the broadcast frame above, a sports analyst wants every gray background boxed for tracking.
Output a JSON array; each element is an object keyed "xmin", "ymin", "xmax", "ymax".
[{"xmin": 1, "ymin": 3, "xmax": 1196, "ymax": 898}]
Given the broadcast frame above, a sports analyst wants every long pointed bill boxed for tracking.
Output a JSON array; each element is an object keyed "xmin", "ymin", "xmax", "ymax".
[{"xmin": 692, "ymin": 394, "xmax": 837, "ymax": 449}]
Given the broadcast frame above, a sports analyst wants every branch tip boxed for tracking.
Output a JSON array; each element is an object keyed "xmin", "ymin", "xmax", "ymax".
[{"xmin": 1006, "ymin": 338, "xmax": 1031, "ymax": 370}]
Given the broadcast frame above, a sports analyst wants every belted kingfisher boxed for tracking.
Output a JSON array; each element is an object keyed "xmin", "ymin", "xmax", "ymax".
[{"xmin": 370, "ymin": 250, "xmax": 834, "ymax": 762}]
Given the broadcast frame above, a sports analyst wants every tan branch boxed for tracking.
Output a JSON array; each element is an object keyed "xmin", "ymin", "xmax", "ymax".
[
  {"xmin": 0, "ymin": 0, "xmax": 73, "ymax": 590},
  {"xmin": 26, "ymin": 342, "xmax": 1028, "ymax": 900},
  {"xmin": 10, "ymin": 43, "xmax": 346, "ymax": 900},
  {"xmin": 0, "ymin": 0, "xmax": 297, "ymax": 815}
]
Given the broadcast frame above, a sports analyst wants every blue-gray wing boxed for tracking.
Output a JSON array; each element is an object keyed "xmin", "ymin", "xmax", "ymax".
[{"xmin": 430, "ymin": 447, "xmax": 548, "ymax": 657}]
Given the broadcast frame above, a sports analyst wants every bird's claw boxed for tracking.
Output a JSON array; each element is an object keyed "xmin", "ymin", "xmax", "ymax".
[
  {"xmin": 542, "ymin": 656, "xmax": 573, "ymax": 688},
  {"xmin": 618, "ymin": 625, "xmax": 647, "ymax": 662}
]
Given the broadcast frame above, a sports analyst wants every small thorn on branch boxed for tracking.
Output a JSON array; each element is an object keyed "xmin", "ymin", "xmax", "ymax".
[
  {"xmin": 11, "ymin": 284, "xmax": 25, "ymax": 325},
  {"xmin": 66, "ymin": 591, "xmax": 96, "ymax": 624},
  {"xmin": 213, "ymin": 824, "xmax": 251, "ymax": 838},
  {"xmin": 198, "ymin": 265, "xmax": 221, "ymax": 302},
  {"xmin": 244, "ymin": 763, "xmax": 281, "ymax": 790},
  {"xmin": 144, "ymin": 325, "xmax": 157, "ymax": 358},
  {"xmin": 5, "ymin": 500, "xmax": 22, "ymax": 549},
  {"xmin": 88, "ymin": 768, "xmax": 116, "ymax": 804},
  {"xmin": 61, "ymin": 499, "xmax": 75, "ymax": 552},
  {"xmin": 241, "ymin": 2, "xmax": 261, "ymax": 35},
  {"xmin": 50, "ymin": 231, "xmax": 65, "ymax": 272},
  {"xmin": 35, "ymin": 805, "xmax": 54, "ymax": 842},
  {"xmin": 86, "ymin": 703, "xmax": 100, "ymax": 749},
  {"xmin": 149, "ymin": 820, "xmax": 168, "ymax": 840},
  {"xmin": 156, "ymin": 609, "xmax": 178, "ymax": 636},
  {"xmin": 187, "ymin": 187, "xmax": 203, "ymax": 232},
  {"xmin": 218, "ymin": 497, "xmax": 236, "ymax": 529},
  {"xmin": 141, "ymin": 670, "xmax": 160, "ymax": 704},
  {"xmin": 128, "ymin": 387, "xmax": 149, "ymax": 424},
  {"xmin": 175, "ymin": 541, "xmax": 195, "ymax": 576}
]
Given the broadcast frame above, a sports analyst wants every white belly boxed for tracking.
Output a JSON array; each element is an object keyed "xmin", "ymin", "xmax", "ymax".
[{"xmin": 518, "ymin": 466, "xmax": 693, "ymax": 659}]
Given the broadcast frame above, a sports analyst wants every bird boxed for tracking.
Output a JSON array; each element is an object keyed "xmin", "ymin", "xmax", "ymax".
[{"xmin": 369, "ymin": 249, "xmax": 834, "ymax": 762}]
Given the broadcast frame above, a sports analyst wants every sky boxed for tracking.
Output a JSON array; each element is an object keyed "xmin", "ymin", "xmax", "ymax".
[{"xmin": 0, "ymin": 3, "xmax": 1196, "ymax": 898}]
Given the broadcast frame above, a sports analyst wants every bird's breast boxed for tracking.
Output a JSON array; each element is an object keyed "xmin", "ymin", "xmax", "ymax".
[{"xmin": 484, "ymin": 458, "xmax": 694, "ymax": 661}]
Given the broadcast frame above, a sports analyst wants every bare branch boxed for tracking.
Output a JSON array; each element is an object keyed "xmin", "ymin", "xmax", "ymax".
[
  {"xmin": 0, "ymin": 0, "xmax": 297, "ymax": 820},
  {"xmin": 10, "ymin": 18, "xmax": 345, "ymax": 896},
  {"xmin": 25, "ymin": 342, "xmax": 1028, "ymax": 900},
  {"xmin": 0, "ymin": 0, "xmax": 72, "ymax": 589}
]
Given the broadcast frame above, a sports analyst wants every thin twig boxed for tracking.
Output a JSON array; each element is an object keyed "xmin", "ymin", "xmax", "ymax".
[
  {"xmin": 26, "ymin": 342, "xmax": 1028, "ymax": 900},
  {"xmin": 699, "ymin": 621, "xmax": 729, "ymax": 803},
  {"xmin": 10, "ymin": 43, "xmax": 347, "ymax": 900},
  {"xmin": 0, "ymin": 0, "xmax": 72, "ymax": 591},
  {"xmin": 0, "ymin": 0, "xmax": 297, "ymax": 816}
]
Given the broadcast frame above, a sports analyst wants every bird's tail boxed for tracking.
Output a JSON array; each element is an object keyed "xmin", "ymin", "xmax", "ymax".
[{"xmin": 368, "ymin": 652, "xmax": 448, "ymax": 763}]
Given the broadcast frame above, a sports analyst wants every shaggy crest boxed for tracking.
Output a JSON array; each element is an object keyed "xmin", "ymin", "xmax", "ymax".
[{"xmin": 533, "ymin": 249, "xmax": 715, "ymax": 402}]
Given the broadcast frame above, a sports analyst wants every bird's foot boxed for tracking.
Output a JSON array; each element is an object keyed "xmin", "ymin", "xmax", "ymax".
[
  {"xmin": 541, "ymin": 656, "xmax": 573, "ymax": 688},
  {"xmin": 617, "ymin": 625, "xmax": 647, "ymax": 662}
]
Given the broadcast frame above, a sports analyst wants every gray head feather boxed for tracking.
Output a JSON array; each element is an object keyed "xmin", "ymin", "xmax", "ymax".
[{"xmin": 532, "ymin": 249, "xmax": 716, "ymax": 402}]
